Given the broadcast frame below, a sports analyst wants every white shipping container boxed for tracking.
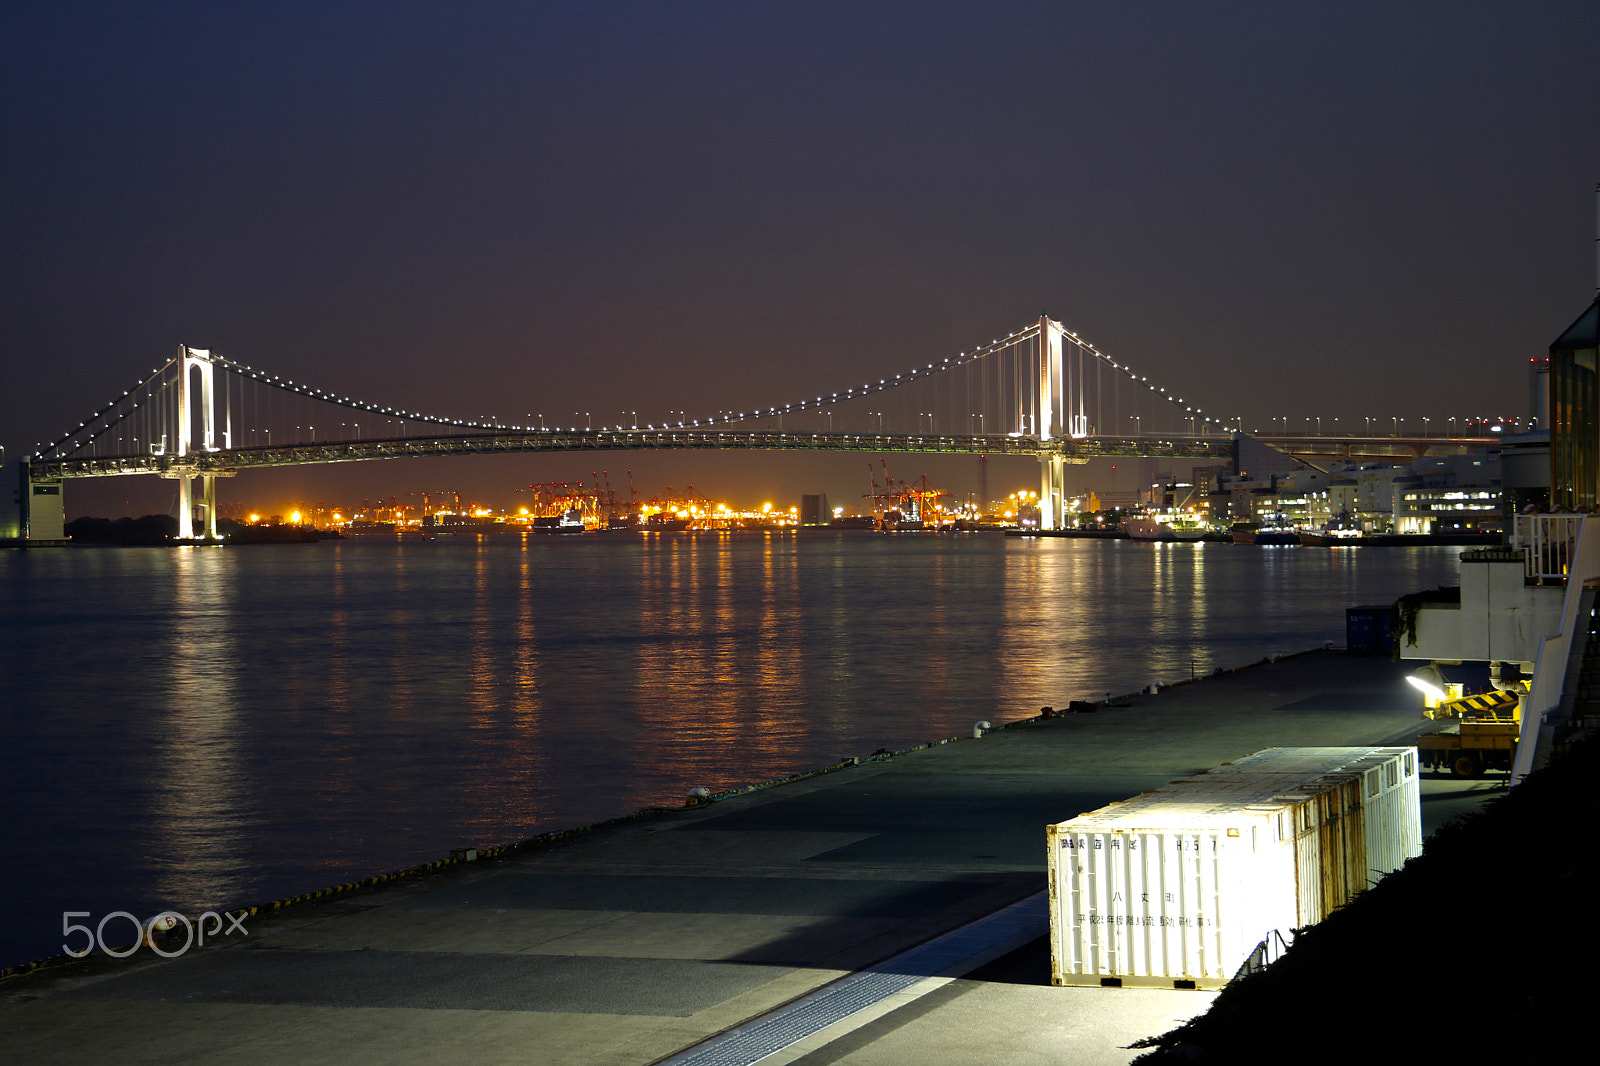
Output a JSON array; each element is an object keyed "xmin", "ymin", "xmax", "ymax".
[
  {"xmin": 1346, "ymin": 751, "xmax": 1423, "ymax": 877},
  {"xmin": 1217, "ymin": 746, "xmax": 1407, "ymax": 777},
  {"xmin": 1048, "ymin": 747, "xmax": 1420, "ymax": 989},
  {"xmin": 1210, "ymin": 746, "xmax": 1423, "ymax": 898}
]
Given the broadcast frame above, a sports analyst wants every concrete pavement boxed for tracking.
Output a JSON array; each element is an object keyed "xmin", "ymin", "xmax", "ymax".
[{"xmin": 0, "ymin": 650, "xmax": 1503, "ymax": 1065}]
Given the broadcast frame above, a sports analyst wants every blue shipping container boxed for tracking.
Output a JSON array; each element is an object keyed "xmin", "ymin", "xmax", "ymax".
[{"xmin": 1346, "ymin": 606, "xmax": 1394, "ymax": 655}]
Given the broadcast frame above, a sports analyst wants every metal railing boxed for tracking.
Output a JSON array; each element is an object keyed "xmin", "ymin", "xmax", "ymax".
[
  {"xmin": 1236, "ymin": 928, "xmax": 1293, "ymax": 978},
  {"xmin": 1513, "ymin": 512, "xmax": 1587, "ymax": 584},
  {"xmin": 1517, "ymin": 515, "xmax": 1600, "ymax": 783}
]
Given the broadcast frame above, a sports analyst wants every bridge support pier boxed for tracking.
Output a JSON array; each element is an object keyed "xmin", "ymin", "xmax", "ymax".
[
  {"xmin": 174, "ymin": 473, "xmax": 221, "ymax": 541},
  {"xmin": 177, "ymin": 474, "xmax": 192, "ymax": 540},
  {"xmin": 1039, "ymin": 453, "xmax": 1067, "ymax": 530},
  {"xmin": 199, "ymin": 475, "xmax": 219, "ymax": 539},
  {"xmin": 2, "ymin": 458, "xmax": 65, "ymax": 543},
  {"xmin": 1035, "ymin": 315, "xmax": 1069, "ymax": 531}
]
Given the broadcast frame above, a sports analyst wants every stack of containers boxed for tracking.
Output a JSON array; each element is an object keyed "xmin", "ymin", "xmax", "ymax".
[{"xmin": 1047, "ymin": 746, "xmax": 1420, "ymax": 989}]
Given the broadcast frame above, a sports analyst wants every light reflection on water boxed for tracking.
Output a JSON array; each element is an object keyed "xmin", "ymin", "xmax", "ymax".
[
  {"xmin": 150, "ymin": 549, "xmax": 251, "ymax": 911},
  {"xmin": 0, "ymin": 532, "xmax": 1460, "ymax": 966}
]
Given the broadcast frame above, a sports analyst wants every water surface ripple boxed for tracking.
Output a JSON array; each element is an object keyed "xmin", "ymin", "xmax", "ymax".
[{"xmin": 0, "ymin": 531, "xmax": 1459, "ymax": 966}]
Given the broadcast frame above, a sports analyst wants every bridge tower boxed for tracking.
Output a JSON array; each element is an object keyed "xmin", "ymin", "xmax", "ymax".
[
  {"xmin": 1036, "ymin": 316, "xmax": 1069, "ymax": 529},
  {"xmin": 166, "ymin": 345, "xmax": 225, "ymax": 540}
]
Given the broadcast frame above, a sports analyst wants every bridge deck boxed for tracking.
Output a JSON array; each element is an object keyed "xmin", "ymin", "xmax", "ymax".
[{"xmin": 31, "ymin": 430, "xmax": 1245, "ymax": 478}]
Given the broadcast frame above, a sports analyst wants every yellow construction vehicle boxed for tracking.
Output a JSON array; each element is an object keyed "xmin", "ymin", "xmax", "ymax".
[{"xmin": 1415, "ymin": 686, "xmax": 1521, "ymax": 778}]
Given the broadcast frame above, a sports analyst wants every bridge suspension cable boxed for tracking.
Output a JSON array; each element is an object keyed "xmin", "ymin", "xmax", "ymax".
[
  {"xmin": 35, "ymin": 348, "xmax": 557, "ymax": 462},
  {"xmin": 686, "ymin": 317, "xmax": 1237, "ymax": 440},
  {"xmin": 34, "ymin": 318, "xmax": 1238, "ymax": 470}
]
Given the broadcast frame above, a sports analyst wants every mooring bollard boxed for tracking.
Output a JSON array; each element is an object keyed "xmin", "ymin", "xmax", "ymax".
[
  {"xmin": 973, "ymin": 720, "xmax": 991, "ymax": 738},
  {"xmin": 686, "ymin": 787, "xmax": 711, "ymax": 806}
]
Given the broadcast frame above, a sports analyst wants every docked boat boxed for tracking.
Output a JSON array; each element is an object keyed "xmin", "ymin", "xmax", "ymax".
[
  {"xmin": 878, "ymin": 508, "xmax": 926, "ymax": 533},
  {"xmin": 1231, "ymin": 517, "xmax": 1300, "ymax": 545},
  {"xmin": 1234, "ymin": 529, "xmax": 1301, "ymax": 545},
  {"xmin": 429, "ymin": 513, "xmax": 498, "ymax": 535},
  {"xmin": 1298, "ymin": 526, "xmax": 1363, "ymax": 547},
  {"xmin": 1126, "ymin": 513, "xmax": 1209, "ymax": 541},
  {"xmin": 643, "ymin": 513, "xmax": 690, "ymax": 531},
  {"xmin": 533, "ymin": 508, "xmax": 588, "ymax": 533},
  {"xmin": 1297, "ymin": 511, "xmax": 1363, "ymax": 547}
]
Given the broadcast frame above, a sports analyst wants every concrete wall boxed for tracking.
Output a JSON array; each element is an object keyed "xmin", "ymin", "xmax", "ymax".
[
  {"xmin": 28, "ymin": 478, "xmax": 64, "ymax": 539},
  {"xmin": 0, "ymin": 461, "xmax": 65, "ymax": 540},
  {"xmin": 1403, "ymin": 554, "xmax": 1561, "ymax": 665},
  {"xmin": 0, "ymin": 461, "xmax": 23, "ymax": 539}
]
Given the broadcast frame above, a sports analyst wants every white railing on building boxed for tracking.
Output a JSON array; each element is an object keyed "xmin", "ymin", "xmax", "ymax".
[
  {"xmin": 1513, "ymin": 512, "xmax": 1587, "ymax": 585},
  {"xmin": 1515, "ymin": 514, "xmax": 1600, "ymax": 784}
]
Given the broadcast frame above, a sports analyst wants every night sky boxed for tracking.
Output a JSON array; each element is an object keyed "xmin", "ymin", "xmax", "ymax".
[{"xmin": 5, "ymin": 2, "xmax": 1599, "ymax": 516}]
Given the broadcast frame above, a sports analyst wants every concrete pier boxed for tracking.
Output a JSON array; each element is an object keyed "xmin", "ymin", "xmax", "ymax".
[{"xmin": 0, "ymin": 651, "xmax": 1501, "ymax": 1065}]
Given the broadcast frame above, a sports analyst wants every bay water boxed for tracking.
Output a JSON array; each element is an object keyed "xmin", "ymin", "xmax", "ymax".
[{"xmin": 0, "ymin": 531, "xmax": 1461, "ymax": 967}]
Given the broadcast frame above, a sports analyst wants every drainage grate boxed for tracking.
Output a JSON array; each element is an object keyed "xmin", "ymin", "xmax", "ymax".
[{"xmin": 657, "ymin": 891, "xmax": 1047, "ymax": 1066}]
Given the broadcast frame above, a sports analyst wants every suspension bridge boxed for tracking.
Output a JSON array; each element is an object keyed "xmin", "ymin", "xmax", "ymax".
[{"xmin": 16, "ymin": 316, "xmax": 1502, "ymax": 539}]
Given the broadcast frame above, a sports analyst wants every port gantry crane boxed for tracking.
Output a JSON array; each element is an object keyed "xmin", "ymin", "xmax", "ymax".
[{"xmin": 864, "ymin": 458, "xmax": 948, "ymax": 527}]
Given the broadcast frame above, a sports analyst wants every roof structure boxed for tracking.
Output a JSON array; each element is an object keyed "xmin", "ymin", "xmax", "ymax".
[{"xmin": 1551, "ymin": 296, "xmax": 1600, "ymax": 350}]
